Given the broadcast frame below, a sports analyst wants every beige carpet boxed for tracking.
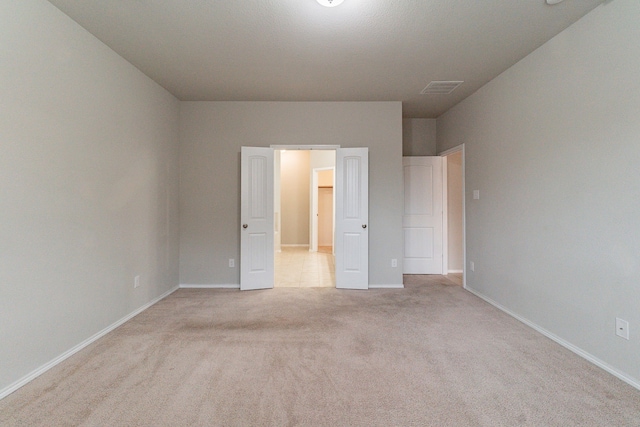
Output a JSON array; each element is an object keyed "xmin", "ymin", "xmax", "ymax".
[{"xmin": 1, "ymin": 276, "xmax": 639, "ymax": 426}]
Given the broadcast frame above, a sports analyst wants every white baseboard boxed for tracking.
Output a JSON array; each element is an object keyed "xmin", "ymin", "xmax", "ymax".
[
  {"xmin": 0, "ymin": 285, "xmax": 179, "ymax": 401},
  {"xmin": 179, "ymin": 284, "xmax": 240, "ymax": 289},
  {"xmin": 281, "ymin": 244, "xmax": 309, "ymax": 248},
  {"xmin": 181, "ymin": 284, "xmax": 403, "ymax": 290},
  {"xmin": 447, "ymin": 270, "xmax": 463, "ymax": 274},
  {"xmin": 368, "ymin": 284, "xmax": 405, "ymax": 289},
  {"xmin": 465, "ymin": 286, "xmax": 640, "ymax": 392}
]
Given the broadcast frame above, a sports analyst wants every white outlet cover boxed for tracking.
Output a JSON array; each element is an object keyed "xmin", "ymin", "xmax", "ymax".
[
  {"xmin": 616, "ymin": 318, "xmax": 629, "ymax": 340},
  {"xmin": 473, "ymin": 190, "xmax": 480, "ymax": 200}
]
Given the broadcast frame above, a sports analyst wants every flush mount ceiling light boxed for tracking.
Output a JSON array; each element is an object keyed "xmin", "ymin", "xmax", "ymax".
[
  {"xmin": 316, "ymin": 0, "xmax": 345, "ymax": 7},
  {"xmin": 546, "ymin": 0, "xmax": 565, "ymax": 4}
]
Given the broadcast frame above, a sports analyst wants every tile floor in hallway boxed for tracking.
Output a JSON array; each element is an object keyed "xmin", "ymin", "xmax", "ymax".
[{"xmin": 275, "ymin": 246, "xmax": 335, "ymax": 288}]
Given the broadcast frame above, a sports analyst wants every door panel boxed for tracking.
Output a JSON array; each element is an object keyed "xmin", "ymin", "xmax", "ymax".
[
  {"xmin": 335, "ymin": 148, "xmax": 368, "ymax": 289},
  {"xmin": 241, "ymin": 147, "xmax": 274, "ymax": 290},
  {"xmin": 403, "ymin": 157, "xmax": 443, "ymax": 274}
]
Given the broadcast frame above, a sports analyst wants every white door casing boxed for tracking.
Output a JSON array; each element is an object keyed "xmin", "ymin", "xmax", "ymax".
[
  {"xmin": 240, "ymin": 147, "xmax": 275, "ymax": 290},
  {"xmin": 403, "ymin": 157, "xmax": 443, "ymax": 274},
  {"xmin": 335, "ymin": 148, "xmax": 369, "ymax": 289}
]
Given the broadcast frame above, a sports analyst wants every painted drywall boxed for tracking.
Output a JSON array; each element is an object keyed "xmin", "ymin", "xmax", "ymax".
[
  {"xmin": 437, "ymin": 0, "xmax": 640, "ymax": 385},
  {"xmin": 310, "ymin": 150, "xmax": 336, "ymax": 169},
  {"xmin": 281, "ymin": 150, "xmax": 311, "ymax": 245},
  {"xmin": 0, "ymin": 0, "xmax": 180, "ymax": 393},
  {"xmin": 318, "ymin": 170, "xmax": 334, "ymax": 187},
  {"xmin": 446, "ymin": 151, "xmax": 464, "ymax": 272},
  {"xmin": 179, "ymin": 102, "xmax": 403, "ymax": 287},
  {"xmin": 274, "ymin": 150, "xmax": 282, "ymax": 251},
  {"xmin": 402, "ymin": 119, "xmax": 437, "ymax": 156}
]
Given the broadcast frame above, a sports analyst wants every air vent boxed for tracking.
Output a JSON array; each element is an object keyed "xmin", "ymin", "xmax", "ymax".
[{"xmin": 420, "ymin": 81, "xmax": 464, "ymax": 95}]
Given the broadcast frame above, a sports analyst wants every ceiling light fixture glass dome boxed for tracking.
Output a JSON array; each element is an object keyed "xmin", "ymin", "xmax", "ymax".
[{"xmin": 317, "ymin": 0, "xmax": 344, "ymax": 7}]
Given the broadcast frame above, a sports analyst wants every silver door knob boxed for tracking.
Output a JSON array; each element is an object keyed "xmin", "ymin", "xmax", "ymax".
[
  {"xmin": 362, "ymin": 224, "xmax": 367, "ymax": 229},
  {"xmin": 243, "ymin": 224, "xmax": 248, "ymax": 229}
]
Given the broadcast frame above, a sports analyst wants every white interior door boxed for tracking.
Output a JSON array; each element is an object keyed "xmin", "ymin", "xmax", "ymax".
[
  {"xmin": 241, "ymin": 147, "xmax": 274, "ymax": 290},
  {"xmin": 403, "ymin": 156, "xmax": 443, "ymax": 274},
  {"xmin": 335, "ymin": 148, "xmax": 368, "ymax": 289}
]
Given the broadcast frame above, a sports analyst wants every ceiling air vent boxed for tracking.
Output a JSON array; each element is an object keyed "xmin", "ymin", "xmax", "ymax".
[{"xmin": 420, "ymin": 81, "xmax": 464, "ymax": 95}]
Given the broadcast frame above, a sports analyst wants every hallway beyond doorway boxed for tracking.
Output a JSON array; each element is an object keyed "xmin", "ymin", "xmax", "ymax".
[{"xmin": 275, "ymin": 246, "xmax": 334, "ymax": 288}]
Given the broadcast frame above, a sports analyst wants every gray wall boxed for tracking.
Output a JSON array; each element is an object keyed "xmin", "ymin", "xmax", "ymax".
[
  {"xmin": 402, "ymin": 118, "xmax": 436, "ymax": 156},
  {"xmin": 179, "ymin": 102, "xmax": 403, "ymax": 287},
  {"xmin": 437, "ymin": 0, "xmax": 640, "ymax": 386},
  {"xmin": 446, "ymin": 152, "xmax": 464, "ymax": 272},
  {"xmin": 0, "ymin": 0, "xmax": 180, "ymax": 393}
]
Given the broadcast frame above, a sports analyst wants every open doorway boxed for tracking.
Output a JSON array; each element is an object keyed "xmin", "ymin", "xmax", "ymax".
[
  {"xmin": 274, "ymin": 149, "xmax": 335, "ymax": 287},
  {"xmin": 241, "ymin": 145, "xmax": 368, "ymax": 290},
  {"xmin": 442, "ymin": 146, "xmax": 465, "ymax": 287}
]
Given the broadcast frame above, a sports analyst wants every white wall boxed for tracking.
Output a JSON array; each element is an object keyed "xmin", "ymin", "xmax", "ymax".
[
  {"xmin": 402, "ymin": 118, "xmax": 436, "ymax": 156},
  {"xmin": 274, "ymin": 150, "xmax": 282, "ymax": 251},
  {"xmin": 310, "ymin": 150, "xmax": 337, "ymax": 171},
  {"xmin": 318, "ymin": 170, "xmax": 334, "ymax": 187},
  {"xmin": 0, "ymin": 0, "xmax": 180, "ymax": 394},
  {"xmin": 437, "ymin": 0, "xmax": 640, "ymax": 386},
  {"xmin": 179, "ymin": 102, "xmax": 403, "ymax": 287}
]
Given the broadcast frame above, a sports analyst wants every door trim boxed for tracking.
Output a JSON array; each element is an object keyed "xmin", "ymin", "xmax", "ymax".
[{"xmin": 271, "ymin": 145, "xmax": 340, "ymax": 150}]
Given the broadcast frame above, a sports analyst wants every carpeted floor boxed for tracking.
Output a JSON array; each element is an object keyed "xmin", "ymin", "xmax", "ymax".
[{"xmin": 1, "ymin": 276, "xmax": 639, "ymax": 426}]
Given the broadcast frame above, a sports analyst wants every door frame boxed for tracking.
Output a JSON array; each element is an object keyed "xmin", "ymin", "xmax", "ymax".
[
  {"xmin": 439, "ymin": 144, "xmax": 466, "ymax": 289},
  {"xmin": 273, "ymin": 145, "xmax": 339, "ymax": 255},
  {"xmin": 270, "ymin": 145, "xmax": 341, "ymax": 288}
]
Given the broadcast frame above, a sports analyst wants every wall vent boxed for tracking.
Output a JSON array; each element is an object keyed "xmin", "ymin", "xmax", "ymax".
[{"xmin": 420, "ymin": 81, "xmax": 464, "ymax": 95}]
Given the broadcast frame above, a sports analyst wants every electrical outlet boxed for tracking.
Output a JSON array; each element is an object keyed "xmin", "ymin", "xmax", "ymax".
[
  {"xmin": 391, "ymin": 259, "xmax": 398, "ymax": 268},
  {"xmin": 470, "ymin": 261, "xmax": 475, "ymax": 272},
  {"xmin": 473, "ymin": 190, "xmax": 480, "ymax": 200},
  {"xmin": 616, "ymin": 318, "xmax": 629, "ymax": 340},
  {"xmin": 134, "ymin": 275, "xmax": 140, "ymax": 288},
  {"xmin": 229, "ymin": 259, "xmax": 235, "ymax": 268}
]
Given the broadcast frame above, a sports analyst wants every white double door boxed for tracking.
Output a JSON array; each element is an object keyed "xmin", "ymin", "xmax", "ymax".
[{"xmin": 240, "ymin": 147, "xmax": 368, "ymax": 291}]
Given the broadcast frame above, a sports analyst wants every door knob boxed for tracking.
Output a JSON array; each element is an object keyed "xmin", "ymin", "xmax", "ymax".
[
  {"xmin": 362, "ymin": 224, "xmax": 367, "ymax": 229},
  {"xmin": 243, "ymin": 224, "xmax": 248, "ymax": 229}
]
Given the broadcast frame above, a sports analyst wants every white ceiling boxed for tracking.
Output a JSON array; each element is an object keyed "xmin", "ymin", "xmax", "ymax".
[{"xmin": 46, "ymin": 0, "xmax": 603, "ymax": 117}]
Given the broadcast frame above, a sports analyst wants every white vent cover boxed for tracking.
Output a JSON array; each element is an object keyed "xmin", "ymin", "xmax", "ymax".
[{"xmin": 420, "ymin": 81, "xmax": 464, "ymax": 95}]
